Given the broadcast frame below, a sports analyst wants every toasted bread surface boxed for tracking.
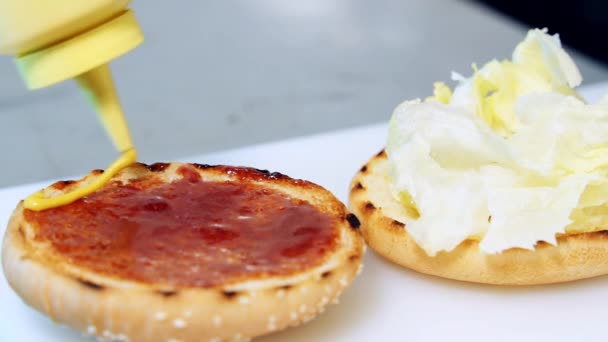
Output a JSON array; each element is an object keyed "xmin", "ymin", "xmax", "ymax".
[
  {"xmin": 3, "ymin": 162, "xmax": 364, "ymax": 341},
  {"xmin": 349, "ymin": 150, "xmax": 608, "ymax": 285}
]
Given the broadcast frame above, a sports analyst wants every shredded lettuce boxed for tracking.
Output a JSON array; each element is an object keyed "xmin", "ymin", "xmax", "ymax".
[{"xmin": 387, "ymin": 29, "xmax": 608, "ymax": 255}]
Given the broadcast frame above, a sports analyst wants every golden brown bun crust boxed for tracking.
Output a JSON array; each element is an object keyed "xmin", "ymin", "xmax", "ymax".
[
  {"xmin": 3, "ymin": 162, "xmax": 364, "ymax": 342},
  {"xmin": 349, "ymin": 150, "xmax": 608, "ymax": 285}
]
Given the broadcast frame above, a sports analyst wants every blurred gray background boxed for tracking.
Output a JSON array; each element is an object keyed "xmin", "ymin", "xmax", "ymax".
[{"xmin": 1, "ymin": 0, "xmax": 607, "ymax": 187}]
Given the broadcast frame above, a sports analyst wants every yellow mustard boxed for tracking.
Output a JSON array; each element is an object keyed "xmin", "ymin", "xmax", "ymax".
[{"xmin": 0, "ymin": 0, "xmax": 143, "ymax": 210}]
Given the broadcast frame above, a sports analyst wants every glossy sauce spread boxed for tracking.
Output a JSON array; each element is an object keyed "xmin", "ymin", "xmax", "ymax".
[{"xmin": 24, "ymin": 166, "xmax": 338, "ymax": 287}]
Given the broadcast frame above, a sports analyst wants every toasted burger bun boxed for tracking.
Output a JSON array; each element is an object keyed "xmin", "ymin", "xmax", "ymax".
[
  {"xmin": 3, "ymin": 162, "xmax": 364, "ymax": 342},
  {"xmin": 349, "ymin": 150, "xmax": 608, "ymax": 285}
]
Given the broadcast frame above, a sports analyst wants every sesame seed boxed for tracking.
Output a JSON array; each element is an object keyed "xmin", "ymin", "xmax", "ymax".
[
  {"xmin": 290, "ymin": 311, "xmax": 298, "ymax": 321},
  {"xmin": 102, "ymin": 330, "xmax": 111, "ymax": 338},
  {"xmin": 299, "ymin": 304, "xmax": 307, "ymax": 313},
  {"xmin": 213, "ymin": 315, "xmax": 222, "ymax": 327},
  {"xmin": 183, "ymin": 310, "xmax": 192, "ymax": 318},
  {"xmin": 208, "ymin": 338, "xmax": 221, "ymax": 342},
  {"xmin": 154, "ymin": 311, "xmax": 167, "ymax": 321},
  {"xmin": 320, "ymin": 296, "xmax": 329, "ymax": 305},
  {"xmin": 267, "ymin": 315, "xmax": 277, "ymax": 331},
  {"xmin": 86, "ymin": 325, "xmax": 97, "ymax": 335},
  {"xmin": 339, "ymin": 276, "xmax": 348, "ymax": 286},
  {"xmin": 324, "ymin": 285, "xmax": 332, "ymax": 294},
  {"xmin": 173, "ymin": 318, "xmax": 187, "ymax": 329},
  {"xmin": 276, "ymin": 289, "xmax": 286, "ymax": 299},
  {"xmin": 116, "ymin": 334, "xmax": 129, "ymax": 342},
  {"xmin": 239, "ymin": 296, "xmax": 250, "ymax": 305},
  {"xmin": 300, "ymin": 286, "xmax": 308, "ymax": 295}
]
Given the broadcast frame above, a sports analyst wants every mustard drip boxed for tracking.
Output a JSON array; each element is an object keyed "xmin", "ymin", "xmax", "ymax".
[
  {"xmin": 76, "ymin": 64, "xmax": 134, "ymax": 152},
  {"xmin": 24, "ymin": 64, "xmax": 137, "ymax": 211}
]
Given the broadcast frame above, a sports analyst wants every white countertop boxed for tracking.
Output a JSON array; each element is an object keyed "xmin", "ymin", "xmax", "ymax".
[{"xmin": 1, "ymin": 83, "xmax": 608, "ymax": 341}]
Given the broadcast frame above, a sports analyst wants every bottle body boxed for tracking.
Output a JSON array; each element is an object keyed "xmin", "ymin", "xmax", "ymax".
[
  {"xmin": 0, "ymin": 0, "xmax": 142, "ymax": 89},
  {"xmin": 0, "ymin": 0, "xmax": 131, "ymax": 55}
]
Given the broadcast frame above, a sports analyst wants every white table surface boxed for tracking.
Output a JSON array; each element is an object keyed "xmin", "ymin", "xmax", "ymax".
[{"xmin": 2, "ymin": 83, "xmax": 608, "ymax": 342}]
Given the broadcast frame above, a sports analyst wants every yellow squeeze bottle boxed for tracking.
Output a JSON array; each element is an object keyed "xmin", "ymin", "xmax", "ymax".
[{"xmin": 0, "ymin": 1, "xmax": 144, "ymax": 210}]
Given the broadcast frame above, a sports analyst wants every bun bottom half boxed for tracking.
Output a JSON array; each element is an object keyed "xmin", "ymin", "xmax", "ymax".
[{"xmin": 3, "ymin": 163, "xmax": 364, "ymax": 341}]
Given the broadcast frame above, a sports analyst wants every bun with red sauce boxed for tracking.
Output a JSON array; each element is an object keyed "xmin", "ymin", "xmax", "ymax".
[{"xmin": 3, "ymin": 162, "xmax": 364, "ymax": 341}]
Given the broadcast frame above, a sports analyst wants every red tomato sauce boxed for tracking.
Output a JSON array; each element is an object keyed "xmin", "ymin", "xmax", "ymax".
[{"xmin": 24, "ymin": 166, "xmax": 338, "ymax": 287}]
